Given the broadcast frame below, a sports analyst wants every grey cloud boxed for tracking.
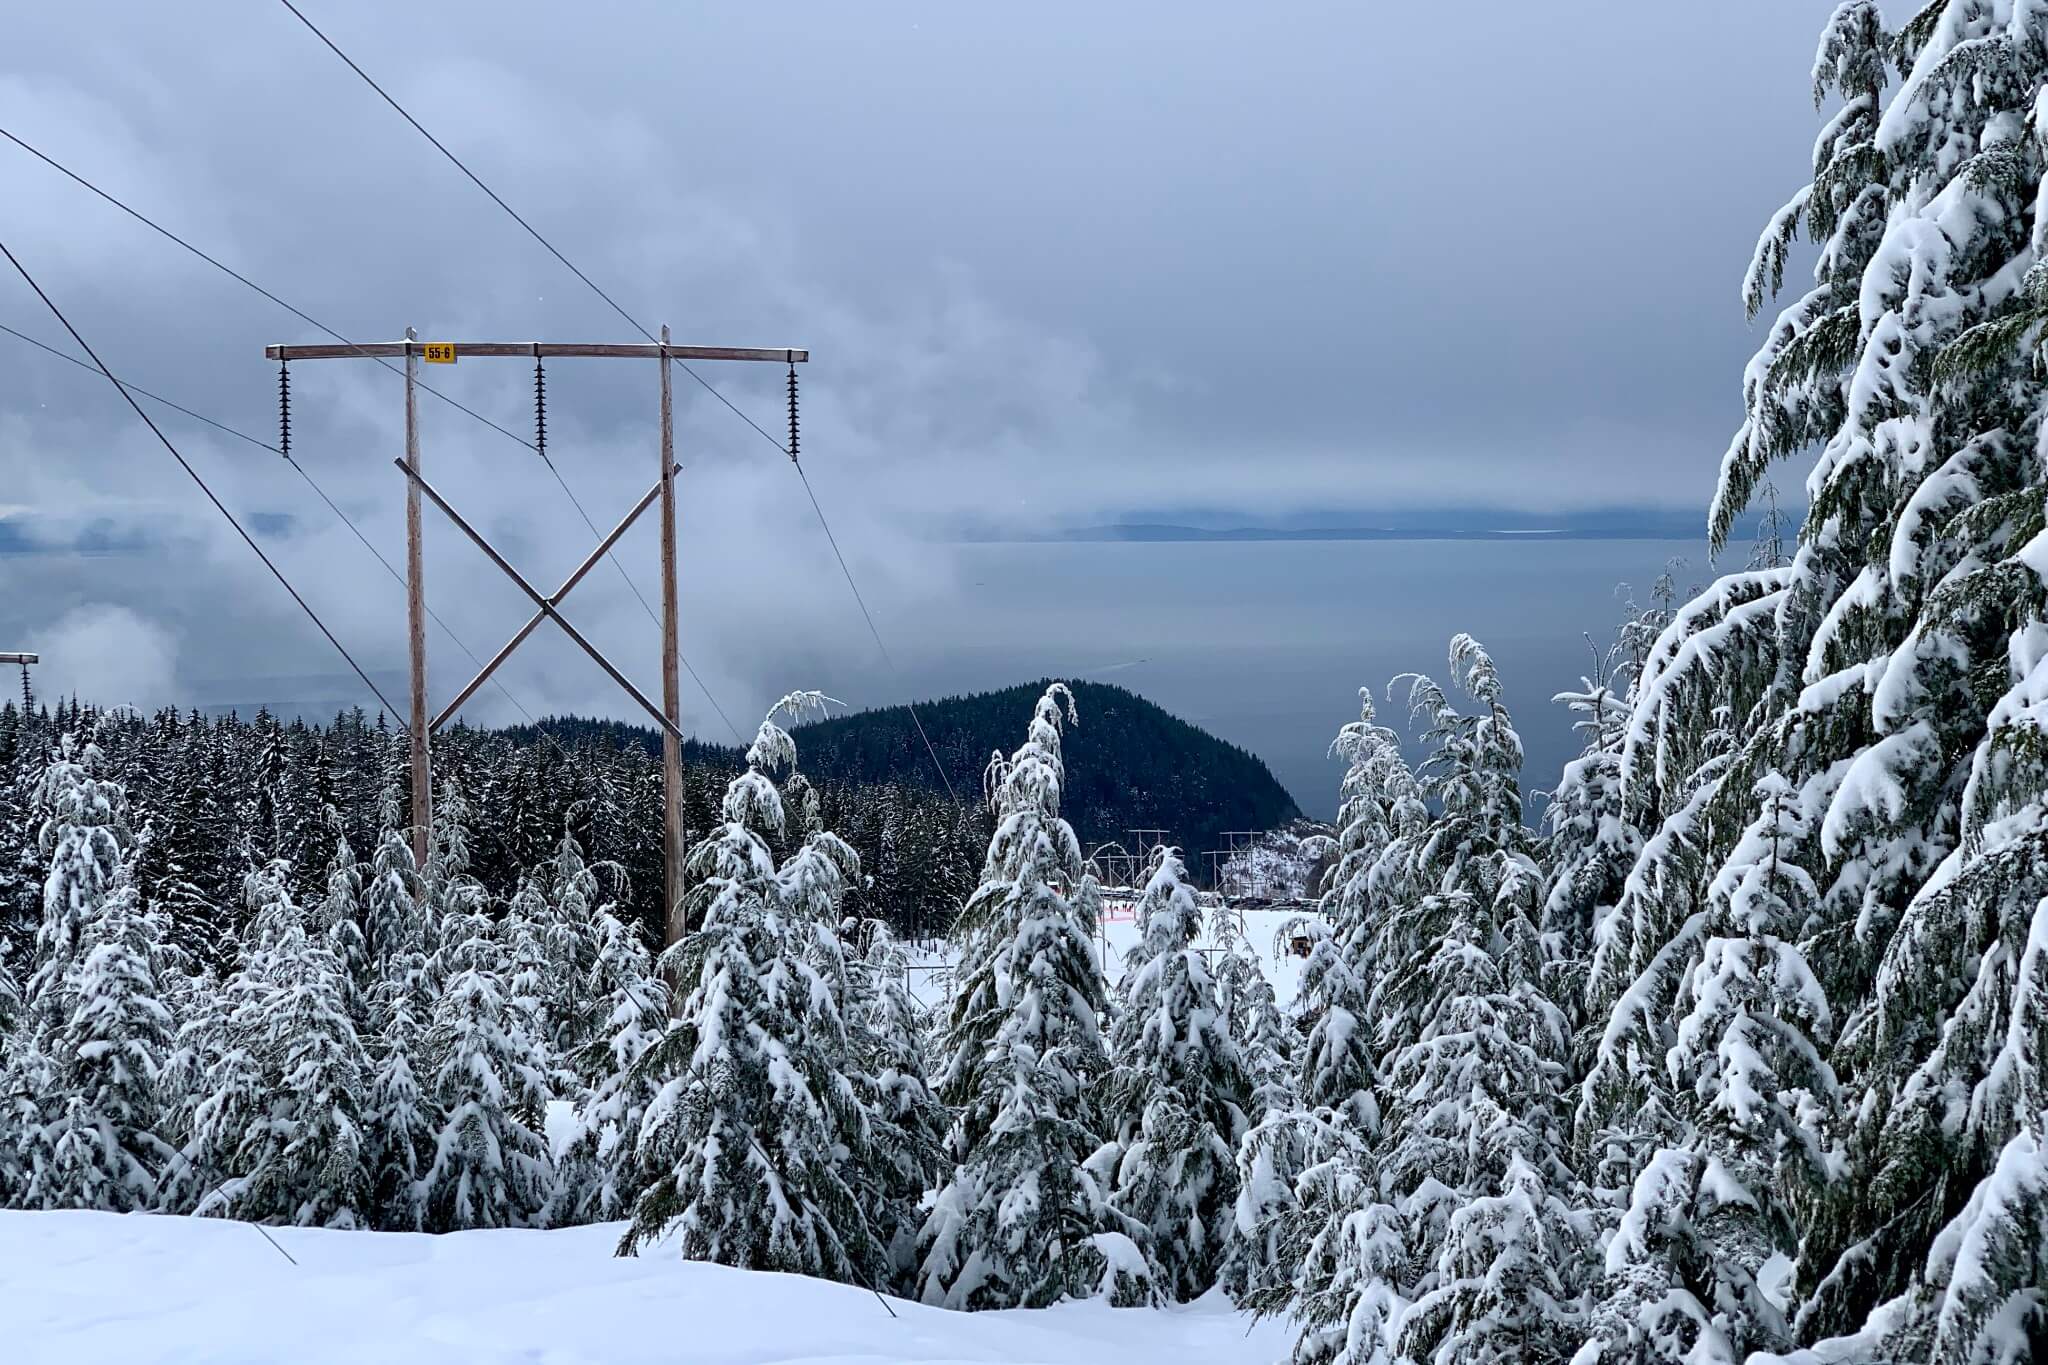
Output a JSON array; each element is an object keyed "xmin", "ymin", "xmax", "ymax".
[{"xmin": 2, "ymin": 0, "xmax": 1842, "ymax": 778}]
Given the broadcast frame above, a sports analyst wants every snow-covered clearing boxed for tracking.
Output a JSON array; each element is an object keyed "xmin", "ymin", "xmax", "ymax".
[
  {"xmin": 1102, "ymin": 905, "xmax": 1310, "ymax": 1003},
  {"xmin": 2, "ymin": 1210, "xmax": 1292, "ymax": 1365},
  {"xmin": 906, "ymin": 906, "xmax": 1312, "ymax": 1014}
]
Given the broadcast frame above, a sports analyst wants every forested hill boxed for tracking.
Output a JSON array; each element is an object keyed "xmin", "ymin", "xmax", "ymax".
[
  {"xmin": 516, "ymin": 680, "xmax": 1301, "ymax": 861},
  {"xmin": 794, "ymin": 681, "xmax": 1302, "ymax": 858}
]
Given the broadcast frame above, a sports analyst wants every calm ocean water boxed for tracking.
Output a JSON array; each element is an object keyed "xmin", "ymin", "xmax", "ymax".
[{"xmin": 883, "ymin": 538, "xmax": 1730, "ymax": 821}]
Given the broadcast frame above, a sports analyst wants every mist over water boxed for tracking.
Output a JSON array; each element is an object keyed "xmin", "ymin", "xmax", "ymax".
[{"xmin": 862, "ymin": 538, "xmax": 1728, "ymax": 823}]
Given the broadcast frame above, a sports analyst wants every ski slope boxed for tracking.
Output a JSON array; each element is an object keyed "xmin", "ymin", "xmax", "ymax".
[{"xmin": 2, "ymin": 1210, "xmax": 1292, "ymax": 1365}]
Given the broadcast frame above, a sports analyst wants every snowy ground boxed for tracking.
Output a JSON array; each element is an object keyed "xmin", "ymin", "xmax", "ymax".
[
  {"xmin": 1, "ymin": 1210, "xmax": 1291, "ymax": 1365},
  {"xmin": 906, "ymin": 906, "xmax": 1314, "ymax": 1015}
]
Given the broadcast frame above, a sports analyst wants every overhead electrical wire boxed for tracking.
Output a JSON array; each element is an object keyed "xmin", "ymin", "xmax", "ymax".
[
  {"xmin": 0, "ymin": 128, "xmax": 532, "ymax": 456},
  {"xmin": 790, "ymin": 462, "xmax": 959, "ymax": 803},
  {"xmin": 1, "ymin": 317, "xmax": 540, "ymax": 726},
  {"xmin": 0, "ymin": 125, "xmax": 744, "ymax": 745},
  {"xmin": 1, "ymin": 317, "xmax": 765, "ymax": 804},
  {"xmin": 0, "ymin": 235, "xmax": 403, "ymax": 720},
  {"xmin": 273, "ymin": 0, "xmax": 962, "ymax": 803}
]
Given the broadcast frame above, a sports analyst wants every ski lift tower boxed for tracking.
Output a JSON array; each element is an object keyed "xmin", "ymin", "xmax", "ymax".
[{"xmin": 0, "ymin": 653, "xmax": 36, "ymax": 711}]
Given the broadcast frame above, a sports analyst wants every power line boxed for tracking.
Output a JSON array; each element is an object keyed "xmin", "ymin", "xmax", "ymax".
[
  {"xmin": 792, "ymin": 463, "xmax": 959, "ymax": 804},
  {"xmin": 274, "ymin": 2, "xmax": 810, "ymax": 454},
  {"xmin": 0, "ymin": 126, "xmax": 744, "ymax": 744},
  {"xmin": 0, "ymin": 234, "xmax": 402, "ymax": 719},
  {"xmin": 279, "ymin": 0, "xmax": 792, "ymax": 465},
  {"xmin": 2, "ymin": 318, "xmax": 721, "ymax": 798},
  {"xmin": 278, "ymin": 0, "xmax": 646, "ymax": 345},
  {"xmin": 0, "ymin": 128, "xmax": 533, "ymax": 456},
  {"xmin": 4, "ymin": 320, "xmax": 274, "ymax": 456},
  {"xmin": 274, "ymin": 0, "xmax": 961, "ymax": 800},
  {"xmin": 1, "ymin": 317, "xmax": 540, "ymax": 725},
  {"xmin": 0, "ymin": 125, "xmax": 640, "ymax": 622}
]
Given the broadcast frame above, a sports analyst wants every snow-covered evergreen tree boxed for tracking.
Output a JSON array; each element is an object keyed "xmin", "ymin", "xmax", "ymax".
[
  {"xmin": 917, "ymin": 683, "xmax": 1138, "ymax": 1309},
  {"xmin": 25, "ymin": 734, "xmax": 131, "ymax": 1031},
  {"xmin": 1221, "ymin": 692, "xmax": 1409, "ymax": 1319},
  {"xmin": 364, "ymin": 965, "xmax": 435, "ymax": 1231},
  {"xmin": 1102, "ymin": 846, "xmax": 1251, "ymax": 1301},
  {"xmin": 496, "ymin": 882, "xmax": 562, "ymax": 1087},
  {"xmin": 251, "ymin": 863, "xmax": 372, "ymax": 1229},
  {"xmin": 1751, "ymin": 1108, "xmax": 2048, "ymax": 1365},
  {"xmin": 1343, "ymin": 876, "xmax": 1582, "ymax": 1356},
  {"xmin": 622, "ymin": 693, "xmax": 888, "ymax": 1286},
  {"xmin": 0, "ymin": 1034, "xmax": 50, "ymax": 1206},
  {"xmin": 363, "ymin": 814, "xmax": 425, "ymax": 983},
  {"xmin": 1209, "ymin": 904, "xmax": 1304, "ymax": 1305},
  {"xmin": 418, "ymin": 962, "xmax": 555, "ymax": 1231},
  {"xmin": 1210, "ymin": 901, "xmax": 1296, "ymax": 1123},
  {"xmin": 1576, "ymin": 1148, "xmax": 1747, "ymax": 1365},
  {"xmin": 1290, "ymin": 914, "xmax": 1377, "ymax": 1129},
  {"xmin": 530, "ymin": 824, "xmax": 611, "ymax": 1054},
  {"xmin": 23, "ymin": 867, "xmax": 175, "ymax": 1212},
  {"xmin": 843, "ymin": 917, "xmax": 949, "ymax": 1290},
  {"xmin": 11, "ymin": 735, "xmax": 177, "ymax": 1212},
  {"xmin": 1293, "ymin": 689, "xmax": 1420, "ymax": 1131},
  {"xmin": 1286, "ymin": 642, "xmax": 1582, "ymax": 1363},
  {"xmin": 184, "ymin": 864, "xmax": 372, "ymax": 1227},
  {"xmin": 160, "ymin": 966, "xmax": 261, "ymax": 1215},
  {"xmin": 1398, "ymin": 1154, "xmax": 1589, "ymax": 1365},
  {"xmin": 0, "ymin": 943, "xmax": 19, "ymax": 1042},
  {"xmin": 1571, "ymin": 9, "xmax": 2048, "ymax": 1350},
  {"xmin": 312, "ymin": 811, "xmax": 370, "ymax": 1027},
  {"xmin": 549, "ymin": 906, "xmax": 668, "ymax": 1228},
  {"xmin": 1257, "ymin": 1113, "xmax": 1401, "ymax": 1360},
  {"xmin": 1325, "ymin": 689, "xmax": 1424, "ymax": 934},
  {"xmin": 1539, "ymin": 640, "xmax": 1645, "ymax": 1015},
  {"xmin": 1376, "ymin": 642, "xmax": 1555, "ymax": 1160},
  {"xmin": 1580, "ymin": 775, "xmax": 1838, "ymax": 1362},
  {"xmin": 423, "ymin": 778, "xmax": 494, "ymax": 979}
]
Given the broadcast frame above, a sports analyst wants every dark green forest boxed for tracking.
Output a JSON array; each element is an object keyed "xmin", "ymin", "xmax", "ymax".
[
  {"xmin": 1, "ymin": 680, "xmax": 1296, "ymax": 967},
  {"xmin": 516, "ymin": 679, "xmax": 1301, "ymax": 860}
]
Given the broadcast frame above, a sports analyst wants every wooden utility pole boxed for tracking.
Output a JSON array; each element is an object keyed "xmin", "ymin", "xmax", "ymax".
[
  {"xmin": 262, "ymin": 335, "xmax": 807, "ymax": 947},
  {"xmin": 658, "ymin": 324, "xmax": 687, "ymax": 949},
  {"xmin": 404, "ymin": 326, "xmax": 432, "ymax": 870}
]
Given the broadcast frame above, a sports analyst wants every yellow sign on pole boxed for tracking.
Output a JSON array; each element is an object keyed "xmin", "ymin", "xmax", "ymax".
[{"xmin": 422, "ymin": 343, "xmax": 457, "ymax": 364}]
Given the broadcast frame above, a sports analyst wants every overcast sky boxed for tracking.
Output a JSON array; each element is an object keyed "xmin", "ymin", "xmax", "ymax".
[{"xmin": 1, "ymin": 1, "xmax": 1840, "ymax": 795}]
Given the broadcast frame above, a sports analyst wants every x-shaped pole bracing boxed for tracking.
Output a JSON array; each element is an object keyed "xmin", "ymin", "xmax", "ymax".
[{"xmin": 395, "ymin": 458, "xmax": 684, "ymax": 740}]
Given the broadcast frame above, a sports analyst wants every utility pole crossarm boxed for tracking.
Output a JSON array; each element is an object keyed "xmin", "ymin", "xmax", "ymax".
[{"xmin": 266, "ymin": 341, "xmax": 807, "ymax": 363}]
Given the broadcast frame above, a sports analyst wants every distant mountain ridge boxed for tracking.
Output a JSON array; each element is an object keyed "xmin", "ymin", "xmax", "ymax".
[
  {"xmin": 518, "ymin": 680, "xmax": 1302, "ymax": 863},
  {"xmin": 1024, "ymin": 523, "xmax": 1687, "ymax": 543},
  {"xmin": 947, "ymin": 502, "xmax": 1789, "ymax": 543}
]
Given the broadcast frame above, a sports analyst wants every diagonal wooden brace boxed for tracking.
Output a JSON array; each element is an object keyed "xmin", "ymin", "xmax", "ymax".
[
  {"xmin": 394, "ymin": 458, "xmax": 684, "ymax": 741},
  {"xmin": 427, "ymin": 468, "xmax": 677, "ymax": 732}
]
